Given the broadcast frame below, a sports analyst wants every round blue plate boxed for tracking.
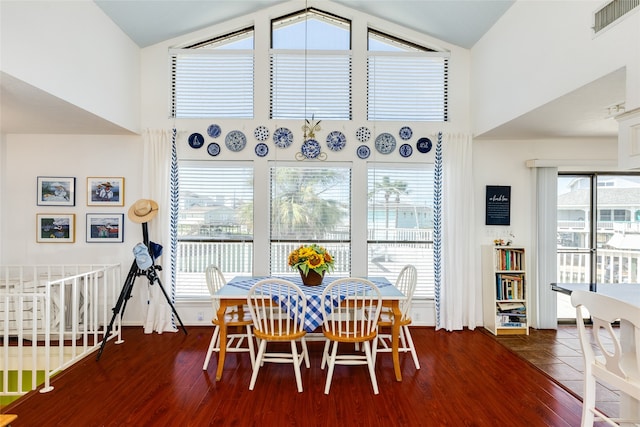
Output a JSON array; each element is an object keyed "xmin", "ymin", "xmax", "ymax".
[
  {"xmin": 273, "ymin": 127, "xmax": 294, "ymax": 148},
  {"xmin": 326, "ymin": 131, "xmax": 347, "ymax": 151},
  {"xmin": 399, "ymin": 126, "xmax": 413, "ymax": 140},
  {"xmin": 357, "ymin": 145, "xmax": 370, "ymax": 159},
  {"xmin": 188, "ymin": 133, "xmax": 204, "ymax": 149},
  {"xmin": 207, "ymin": 124, "xmax": 221, "ymax": 138},
  {"xmin": 399, "ymin": 143, "xmax": 413, "ymax": 158},
  {"xmin": 207, "ymin": 143, "xmax": 220, "ymax": 156},
  {"xmin": 255, "ymin": 143, "xmax": 269, "ymax": 157},
  {"xmin": 301, "ymin": 139, "xmax": 321, "ymax": 159},
  {"xmin": 416, "ymin": 137, "xmax": 432, "ymax": 153}
]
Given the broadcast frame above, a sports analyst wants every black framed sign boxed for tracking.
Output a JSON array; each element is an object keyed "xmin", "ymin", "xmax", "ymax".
[{"xmin": 485, "ymin": 185, "xmax": 511, "ymax": 225}]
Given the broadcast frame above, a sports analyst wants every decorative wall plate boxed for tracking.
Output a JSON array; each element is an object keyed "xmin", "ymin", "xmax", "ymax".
[
  {"xmin": 399, "ymin": 143, "xmax": 413, "ymax": 158},
  {"xmin": 356, "ymin": 126, "xmax": 371, "ymax": 142},
  {"xmin": 357, "ymin": 145, "xmax": 370, "ymax": 159},
  {"xmin": 207, "ymin": 124, "xmax": 221, "ymax": 138},
  {"xmin": 255, "ymin": 143, "xmax": 269, "ymax": 157},
  {"xmin": 207, "ymin": 143, "xmax": 221, "ymax": 157},
  {"xmin": 188, "ymin": 133, "xmax": 204, "ymax": 149},
  {"xmin": 375, "ymin": 133, "xmax": 396, "ymax": 154},
  {"xmin": 273, "ymin": 127, "xmax": 294, "ymax": 148},
  {"xmin": 301, "ymin": 139, "xmax": 321, "ymax": 159},
  {"xmin": 254, "ymin": 125, "xmax": 269, "ymax": 141},
  {"xmin": 399, "ymin": 126, "xmax": 413, "ymax": 140},
  {"xmin": 225, "ymin": 130, "xmax": 246, "ymax": 152},
  {"xmin": 326, "ymin": 131, "xmax": 346, "ymax": 151},
  {"xmin": 416, "ymin": 137, "xmax": 432, "ymax": 153}
]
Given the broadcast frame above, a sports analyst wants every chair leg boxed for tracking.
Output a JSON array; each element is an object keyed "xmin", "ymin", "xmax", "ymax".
[
  {"xmin": 324, "ymin": 341, "xmax": 339, "ymax": 394},
  {"xmin": 372, "ymin": 335, "xmax": 379, "ymax": 365},
  {"xmin": 249, "ymin": 339, "xmax": 267, "ymax": 391},
  {"xmin": 245, "ymin": 324, "xmax": 256, "ymax": 369},
  {"xmin": 300, "ymin": 338, "xmax": 310, "ymax": 369},
  {"xmin": 581, "ymin": 372, "xmax": 596, "ymax": 427},
  {"xmin": 403, "ymin": 325, "xmax": 420, "ymax": 370},
  {"xmin": 202, "ymin": 325, "xmax": 220, "ymax": 370},
  {"xmin": 363, "ymin": 341, "xmax": 379, "ymax": 395},
  {"xmin": 291, "ymin": 340, "xmax": 303, "ymax": 393},
  {"xmin": 321, "ymin": 339, "xmax": 331, "ymax": 369}
]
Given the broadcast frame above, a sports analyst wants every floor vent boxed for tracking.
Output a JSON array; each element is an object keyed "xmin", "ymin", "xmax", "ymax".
[{"xmin": 594, "ymin": 0, "xmax": 639, "ymax": 33}]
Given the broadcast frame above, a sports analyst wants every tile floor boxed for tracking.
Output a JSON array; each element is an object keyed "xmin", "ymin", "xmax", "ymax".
[{"xmin": 492, "ymin": 325, "xmax": 621, "ymax": 418}]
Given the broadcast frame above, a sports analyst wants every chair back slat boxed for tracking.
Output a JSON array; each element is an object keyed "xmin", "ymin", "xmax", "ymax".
[
  {"xmin": 321, "ymin": 278, "xmax": 382, "ymax": 340},
  {"xmin": 247, "ymin": 279, "xmax": 306, "ymax": 338},
  {"xmin": 205, "ymin": 265, "xmax": 226, "ymax": 312},
  {"xmin": 395, "ymin": 265, "xmax": 417, "ymax": 319}
]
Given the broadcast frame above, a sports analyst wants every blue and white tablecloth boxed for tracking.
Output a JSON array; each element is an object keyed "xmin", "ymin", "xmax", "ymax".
[{"xmin": 227, "ymin": 276, "xmax": 392, "ymax": 332}]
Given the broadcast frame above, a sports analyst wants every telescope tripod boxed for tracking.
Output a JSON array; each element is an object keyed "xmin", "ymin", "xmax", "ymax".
[{"xmin": 96, "ymin": 222, "xmax": 187, "ymax": 361}]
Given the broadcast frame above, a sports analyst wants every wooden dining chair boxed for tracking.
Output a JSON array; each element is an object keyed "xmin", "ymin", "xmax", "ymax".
[
  {"xmin": 321, "ymin": 278, "xmax": 382, "ymax": 394},
  {"xmin": 246, "ymin": 278, "xmax": 309, "ymax": 393},
  {"xmin": 571, "ymin": 290, "xmax": 640, "ymax": 427},
  {"xmin": 373, "ymin": 264, "xmax": 420, "ymax": 369},
  {"xmin": 202, "ymin": 265, "xmax": 256, "ymax": 371}
]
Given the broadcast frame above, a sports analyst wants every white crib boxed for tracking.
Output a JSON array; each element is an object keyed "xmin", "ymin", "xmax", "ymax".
[{"xmin": 0, "ymin": 264, "xmax": 121, "ymax": 397}]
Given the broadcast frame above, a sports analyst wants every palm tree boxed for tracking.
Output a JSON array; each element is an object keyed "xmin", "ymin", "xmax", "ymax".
[
  {"xmin": 369, "ymin": 176, "xmax": 409, "ymax": 239},
  {"xmin": 271, "ymin": 167, "xmax": 348, "ymax": 240}
]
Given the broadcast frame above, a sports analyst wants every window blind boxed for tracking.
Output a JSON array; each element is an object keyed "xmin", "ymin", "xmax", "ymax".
[
  {"xmin": 176, "ymin": 163, "xmax": 254, "ymax": 298},
  {"xmin": 367, "ymin": 52, "xmax": 448, "ymax": 122},
  {"xmin": 368, "ymin": 166, "xmax": 435, "ymax": 298},
  {"xmin": 269, "ymin": 165, "xmax": 351, "ymax": 275},
  {"xmin": 170, "ymin": 49, "xmax": 254, "ymax": 118},
  {"xmin": 270, "ymin": 50, "xmax": 351, "ymax": 120}
]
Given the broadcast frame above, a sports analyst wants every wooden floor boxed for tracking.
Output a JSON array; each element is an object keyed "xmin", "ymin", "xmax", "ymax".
[{"xmin": 2, "ymin": 326, "xmax": 588, "ymax": 426}]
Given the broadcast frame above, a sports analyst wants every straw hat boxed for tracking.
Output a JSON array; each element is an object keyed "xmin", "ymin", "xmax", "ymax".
[{"xmin": 128, "ymin": 199, "xmax": 159, "ymax": 223}]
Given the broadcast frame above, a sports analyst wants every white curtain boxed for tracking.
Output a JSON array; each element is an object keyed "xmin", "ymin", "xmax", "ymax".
[
  {"xmin": 138, "ymin": 129, "xmax": 178, "ymax": 334},
  {"xmin": 535, "ymin": 167, "xmax": 558, "ymax": 329},
  {"xmin": 436, "ymin": 133, "xmax": 480, "ymax": 331}
]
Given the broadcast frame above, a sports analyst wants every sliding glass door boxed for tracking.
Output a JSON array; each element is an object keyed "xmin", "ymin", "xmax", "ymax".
[{"xmin": 557, "ymin": 173, "xmax": 640, "ymax": 320}]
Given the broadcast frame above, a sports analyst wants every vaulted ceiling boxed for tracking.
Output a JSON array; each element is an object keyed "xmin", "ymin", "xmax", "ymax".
[{"xmin": 0, "ymin": 1, "xmax": 625, "ymax": 139}]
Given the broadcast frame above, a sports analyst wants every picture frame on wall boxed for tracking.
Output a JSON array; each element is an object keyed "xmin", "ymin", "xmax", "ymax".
[
  {"xmin": 36, "ymin": 176, "xmax": 76, "ymax": 206},
  {"xmin": 87, "ymin": 177, "xmax": 125, "ymax": 206},
  {"xmin": 36, "ymin": 213, "xmax": 75, "ymax": 243},
  {"xmin": 86, "ymin": 213, "xmax": 124, "ymax": 243}
]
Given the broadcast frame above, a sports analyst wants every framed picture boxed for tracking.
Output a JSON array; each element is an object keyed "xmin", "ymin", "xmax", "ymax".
[
  {"xmin": 485, "ymin": 185, "xmax": 511, "ymax": 226},
  {"xmin": 37, "ymin": 176, "xmax": 76, "ymax": 206},
  {"xmin": 36, "ymin": 213, "xmax": 75, "ymax": 243},
  {"xmin": 86, "ymin": 213, "xmax": 124, "ymax": 243},
  {"xmin": 87, "ymin": 177, "xmax": 125, "ymax": 206}
]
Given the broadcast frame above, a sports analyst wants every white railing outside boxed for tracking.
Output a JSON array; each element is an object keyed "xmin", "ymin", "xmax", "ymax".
[
  {"xmin": 558, "ymin": 249, "xmax": 640, "ymax": 283},
  {"xmin": 0, "ymin": 264, "xmax": 121, "ymax": 397}
]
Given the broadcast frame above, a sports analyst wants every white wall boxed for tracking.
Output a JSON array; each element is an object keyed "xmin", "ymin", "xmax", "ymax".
[
  {"xmin": 472, "ymin": 0, "xmax": 640, "ymax": 136},
  {"xmin": 0, "ymin": 0, "xmax": 141, "ymax": 133},
  {"xmin": 2, "ymin": 134, "xmax": 150, "ymax": 323}
]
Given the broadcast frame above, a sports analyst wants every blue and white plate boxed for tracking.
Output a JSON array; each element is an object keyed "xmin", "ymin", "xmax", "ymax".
[
  {"xmin": 326, "ymin": 131, "xmax": 347, "ymax": 151},
  {"xmin": 399, "ymin": 143, "xmax": 413, "ymax": 158},
  {"xmin": 356, "ymin": 126, "xmax": 371, "ymax": 142},
  {"xmin": 225, "ymin": 130, "xmax": 246, "ymax": 152},
  {"xmin": 356, "ymin": 145, "xmax": 370, "ymax": 159},
  {"xmin": 375, "ymin": 133, "xmax": 396, "ymax": 154},
  {"xmin": 273, "ymin": 127, "xmax": 294, "ymax": 148},
  {"xmin": 416, "ymin": 137, "xmax": 432, "ymax": 153},
  {"xmin": 207, "ymin": 124, "xmax": 221, "ymax": 138},
  {"xmin": 207, "ymin": 143, "xmax": 220, "ymax": 157},
  {"xmin": 254, "ymin": 125, "xmax": 269, "ymax": 141},
  {"xmin": 255, "ymin": 143, "xmax": 269, "ymax": 157},
  {"xmin": 188, "ymin": 133, "xmax": 204, "ymax": 149},
  {"xmin": 399, "ymin": 126, "xmax": 413, "ymax": 140},
  {"xmin": 301, "ymin": 139, "xmax": 321, "ymax": 159}
]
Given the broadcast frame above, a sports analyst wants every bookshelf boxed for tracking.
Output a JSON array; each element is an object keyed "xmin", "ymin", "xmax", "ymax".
[{"xmin": 482, "ymin": 245, "xmax": 529, "ymax": 335}]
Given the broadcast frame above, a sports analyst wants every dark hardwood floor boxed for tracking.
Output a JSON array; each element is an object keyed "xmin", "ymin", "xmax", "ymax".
[{"xmin": 2, "ymin": 326, "xmax": 588, "ymax": 426}]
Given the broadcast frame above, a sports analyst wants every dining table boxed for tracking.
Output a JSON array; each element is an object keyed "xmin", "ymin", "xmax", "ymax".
[{"xmin": 213, "ymin": 275, "xmax": 406, "ymax": 382}]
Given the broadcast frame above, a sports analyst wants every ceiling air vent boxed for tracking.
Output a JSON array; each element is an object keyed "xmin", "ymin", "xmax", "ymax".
[{"xmin": 593, "ymin": 0, "xmax": 639, "ymax": 33}]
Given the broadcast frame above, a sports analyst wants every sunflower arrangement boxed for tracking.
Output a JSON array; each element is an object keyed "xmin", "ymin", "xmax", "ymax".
[{"xmin": 288, "ymin": 244, "xmax": 335, "ymax": 276}]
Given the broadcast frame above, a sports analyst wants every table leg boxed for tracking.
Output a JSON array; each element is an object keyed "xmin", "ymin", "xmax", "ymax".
[
  {"xmin": 215, "ymin": 301, "xmax": 230, "ymax": 381},
  {"xmin": 391, "ymin": 301, "xmax": 403, "ymax": 382}
]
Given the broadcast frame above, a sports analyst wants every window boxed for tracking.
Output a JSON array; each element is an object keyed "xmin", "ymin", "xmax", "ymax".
[
  {"xmin": 170, "ymin": 28, "xmax": 255, "ymax": 118},
  {"xmin": 557, "ymin": 173, "xmax": 640, "ymax": 318},
  {"xmin": 271, "ymin": 9, "xmax": 351, "ymax": 120},
  {"xmin": 176, "ymin": 163, "xmax": 254, "ymax": 298},
  {"xmin": 368, "ymin": 165, "xmax": 435, "ymax": 298},
  {"xmin": 367, "ymin": 29, "xmax": 449, "ymax": 121},
  {"xmin": 270, "ymin": 164, "xmax": 351, "ymax": 275}
]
